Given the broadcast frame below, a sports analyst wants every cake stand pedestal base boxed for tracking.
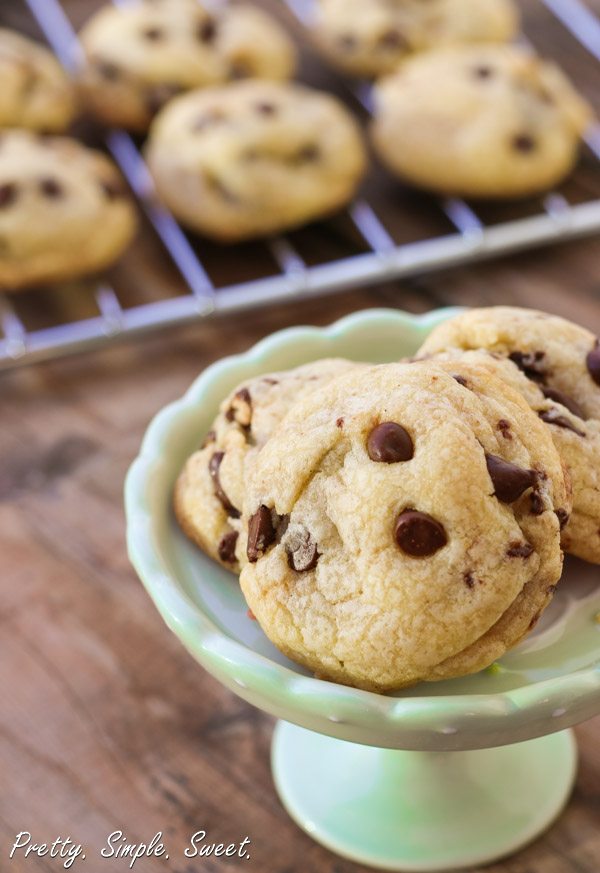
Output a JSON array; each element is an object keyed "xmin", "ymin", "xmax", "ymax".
[{"xmin": 272, "ymin": 721, "xmax": 577, "ymax": 872}]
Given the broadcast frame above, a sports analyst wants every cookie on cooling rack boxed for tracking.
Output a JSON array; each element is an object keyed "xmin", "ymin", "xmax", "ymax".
[
  {"xmin": 311, "ymin": 0, "xmax": 518, "ymax": 78},
  {"xmin": 0, "ymin": 131, "xmax": 137, "ymax": 291},
  {"xmin": 0, "ymin": 28, "xmax": 76, "ymax": 132},
  {"xmin": 77, "ymin": 0, "xmax": 297, "ymax": 132},
  {"xmin": 419, "ymin": 307, "xmax": 600, "ymax": 564},
  {"xmin": 238, "ymin": 361, "xmax": 568, "ymax": 692},
  {"xmin": 371, "ymin": 45, "xmax": 591, "ymax": 198},
  {"xmin": 145, "ymin": 80, "xmax": 367, "ymax": 241},
  {"xmin": 175, "ymin": 359, "xmax": 363, "ymax": 573}
]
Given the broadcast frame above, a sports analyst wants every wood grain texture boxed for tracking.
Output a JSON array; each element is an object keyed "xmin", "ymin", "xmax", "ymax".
[{"xmin": 1, "ymin": 0, "xmax": 600, "ymax": 871}]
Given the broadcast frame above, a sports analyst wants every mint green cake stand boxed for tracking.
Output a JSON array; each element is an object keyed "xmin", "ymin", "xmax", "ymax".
[{"xmin": 125, "ymin": 308, "xmax": 600, "ymax": 872}]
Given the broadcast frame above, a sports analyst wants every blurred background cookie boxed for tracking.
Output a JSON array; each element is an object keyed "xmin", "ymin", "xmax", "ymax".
[
  {"xmin": 311, "ymin": 0, "xmax": 518, "ymax": 78},
  {"xmin": 0, "ymin": 131, "xmax": 137, "ymax": 291},
  {"xmin": 0, "ymin": 28, "xmax": 76, "ymax": 132},
  {"xmin": 77, "ymin": 0, "xmax": 297, "ymax": 132},
  {"xmin": 145, "ymin": 80, "xmax": 367, "ymax": 241},
  {"xmin": 370, "ymin": 45, "xmax": 592, "ymax": 199}
]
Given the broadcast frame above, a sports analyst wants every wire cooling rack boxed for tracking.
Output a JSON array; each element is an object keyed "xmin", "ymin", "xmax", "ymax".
[{"xmin": 1, "ymin": 0, "xmax": 600, "ymax": 370}]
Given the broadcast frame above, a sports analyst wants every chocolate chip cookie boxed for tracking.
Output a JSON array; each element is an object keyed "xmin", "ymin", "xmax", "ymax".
[
  {"xmin": 0, "ymin": 131, "xmax": 137, "ymax": 290},
  {"xmin": 312, "ymin": 0, "xmax": 518, "ymax": 78},
  {"xmin": 371, "ymin": 45, "xmax": 591, "ymax": 198},
  {"xmin": 0, "ymin": 28, "xmax": 76, "ymax": 132},
  {"xmin": 145, "ymin": 80, "xmax": 367, "ymax": 240},
  {"xmin": 420, "ymin": 306, "xmax": 600, "ymax": 563},
  {"xmin": 78, "ymin": 0, "xmax": 297, "ymax": 132},
  {"xmin": 239, "ymin": 362, "xmax": 568, "ymax": 691},
  {"xmin": 174, "ymin": 359, "xmax": 362, "ymax": 573}
]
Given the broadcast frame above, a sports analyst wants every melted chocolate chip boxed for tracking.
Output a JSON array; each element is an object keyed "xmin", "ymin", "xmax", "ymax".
[
  {"xmin": 336, "ymin": 417, "xmax": 344, "ymax": 428},
  {"xmin": 394, "ymin": 510, "xmax": 447, "ymax": 557},
  {"xmin": 197, "ymin": 17, "xmax": 218, "ymax": 43},
  {"xmin": 497, "ymin": 419, "xmax": 512, "ymax": 440},
  {"xmin": 142, "ymin": 26, "xmax": 164, "ymax": 41},
  {"xmin": 295, "ymin": 144, "xmax": 320, "ymax": 163},
  {"xmin": 39, "ymin": 177, "xmax": 64, "ymax": 199},
  {"xmin": 378, "ymin": 29, "xmax": 406, "ymax": 50},
  {"xmin": 286, "ymin": 528, "xmax": 320, "ymax": 572},
  {"xmin": 218, "ymin": 530, "xmax": 238, "ymax": 564},
  {"xmin": 485, "ymin": 454, "xmax": 536, "ymax": 503},
  {"xmin": 0, "ymin": 182, "xmax": 18, "ymax": 208},
  {"xmin": 586, "ymin": 341, "xmax": 600, "ymax": 386},
  {"xmin": 507, "ymin": 541, "xmax": 534, "ymax": 558},
  {"xmin": 512, "ymin": 133, "xmax": 536, "ymax": 153},
  {"xmin": 556, "ymin": 508, "xmax": 570, "ymax": 530},
  {"xmin": 464, "ymin": 572, "xmax": 476, "ymax": 589},
  {"xmin": 509, "ymin": 350, "xmax": 546, "ymax": 382},
  {"xmin": 247, "ymin": 505, "xmax": 276, "ymax": 563},
  {"xmin": 208, "ymin": 452, "xmax": 240, "ymax": 518},
  {"xmin": 225, "ymin": 387, "xmax": 252, "ymax": 428},
  {"xmin": 530, "ymin": 491, "xmax": 545, "ymax": 516},
  {"xmin": 256, "ymin": 101, "xmax": 277, "ymax": 116},
  {"xmin": 367, "ymin": 422, "xmax": 413, "ymax": 463},
  {"xmin": 541, "ymin": 387, "xmax": 585, "ymax": 419},
  {"xmin": 453, "ymin": 375, "xmax": 469, "ymax": 387},
  {"xmin": 473, "ymin": 65, "xmax": 494, "ymax": 79},
  {"xmin": 539, "ymin": 409, "xmax": 586, "ymax": 437}
]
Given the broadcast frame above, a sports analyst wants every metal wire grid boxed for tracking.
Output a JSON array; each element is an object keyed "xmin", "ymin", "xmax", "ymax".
[{"xmin": 1, "ymin": 0, "xmax": 600, "ymax": 370}]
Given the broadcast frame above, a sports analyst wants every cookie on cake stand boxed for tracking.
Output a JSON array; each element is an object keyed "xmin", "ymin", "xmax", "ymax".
[{"xmin": 126, "ymin": 308, "xmax": 600, "ymax": 872}]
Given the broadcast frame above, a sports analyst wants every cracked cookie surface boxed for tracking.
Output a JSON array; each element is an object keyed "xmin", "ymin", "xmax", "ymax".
[
  {"xmin": 371, "ymin": 45, "xmax": 591, "ymax": 198},
  {"xmin": 312, "ymin": 0, "xmax": 518, "ymax": 78},
  {"xmin": 174, "ymin": 359, "xmax": 362, "ymax": 573},
  {"xmin": 145, "ymin": 80, "xmax": 367, "ymax": 240},
  {"xmin": 0, "ymin": 131, "xmax": 137, "ymax": 291},
  {"xmin": 78, "ymin": 0, "xmax": 296, "ymax": 132},
  {"xmin": 239, "ymin": 361, "xmax": 567, "ymax": 692},
  {"xmin": 420, "ymin": 307, "xmax": 600, "ymax": 562},
  {"xmin": 0, "ymin": 28, "xmax": 76, "ymax": 133}
]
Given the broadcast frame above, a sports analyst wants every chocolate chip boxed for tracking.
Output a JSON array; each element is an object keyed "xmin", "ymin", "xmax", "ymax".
[
  {"xmin": 509, "ymin": 351, "xmax": 546, "ymax": 382},
  {"xmin": 247, "ymin": 505, "xmax": 276, "ymax": 563},
  {"xmin": 586, "ymin": 341, "xmax": 600, "ymax": 386},
  {"xmin": 256, "ymin": 101, "xmax": 277, "ymax": 116},
  {"xmin": 146, "ymin": 84, "xmax": 181, "ymax": 115},
  {"xmin": 394, "ymin": 510, "xmax": 447, "ymax": 557},
  {"xmin": 39, "ymin": 177, "xmax": 64, "ymax": 198},
  {"xmin": 367, "ymin": 422, "xmax": 413, "ymax": 463},
  {"xmin": 201, "ymin": 429, "xmax": 216, "ymax": 449},
  {"xmin": 547, "ymin": 584, "xmax": 558, "ymax": 595},
  {"xmin": 528, "ymin": 610, "xmax": 542, "ymax": 630},
  {"xmin": 208, "ymin": 452, "xmax": 240, "ymax": 518},
  {"xmin": 453, "ymin": 375, "xmax": 469, "ymax": 387},
  {"xmin": 512, "ymin": 133, "xmax": 536, "ymax": 153},
  {"xmin": 541, "ymin": 387, "xmax": 585, "ymax": 419},
  {"xmin": 286, "ymin": 528, "xmax": 320, "ymax": 572},
  {"xmin": 197, "ymin": 17, "xmax": 217, "ymax": 43},
  {"xmin": 0, "ymin": 182, "xmax": 18, "ymax": 208},
  {"xmin": 225, "ymin": 387, "xmax": 252, "ymax": 428},
  {"xmin": 464, "ymin": 572, "xmax": 476, "ymax": 588},
  {"xmin": 95, "ymin": 59, "xmax": 120, "ymax": 80},
  {"xmin": 336, "ymin": 417, "xmax": 344, "ymax": 428},
  {"xmin": 556, "ymin": 508, "xmax": 570, "ymax": 530},
  {"xmin": 218, "ymin": 530, "xmax": 238, "ymax": 564},
  {"xmin": 497, "ymin": 419, "xmax": 512, "ymax": 440},
  {"xmin": 485, "ymin": 454, "xmax": 536, "ymax": 503},
  {"xmin": 101, "ymin": 178, "xmax": 127, "ymax": 200},
  {"xmin": 539, "ymin": 409, "xmax": 585, "ymax": 437},
  {"xmin": 507, "ymin": 542, "xmax": 534, "ymax": 558},
  {"xmin": 142, "ymin": 26, "xmax": 164, "ymax": 41},
  {"xmin": 530, "ymin": 490, "xmax": 544, "ymax": 516},
  {"xmin": 262, "ymin": 377, "xmax": 279, "ymax": 385},
  {"xmin": 473, "ymin": 65, "xmax": 494, "ymax": 79}
]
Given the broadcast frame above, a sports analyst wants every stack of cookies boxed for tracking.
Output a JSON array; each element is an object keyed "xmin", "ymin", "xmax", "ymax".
[{"xmin": 175, "ymin": 306, "xmax": 600, "ymax": 693}]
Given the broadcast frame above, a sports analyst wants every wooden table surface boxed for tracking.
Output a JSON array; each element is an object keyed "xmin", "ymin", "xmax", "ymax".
[{"xmin": 2, "ymin": 0, "xmax": 600, "ymax": 871}]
